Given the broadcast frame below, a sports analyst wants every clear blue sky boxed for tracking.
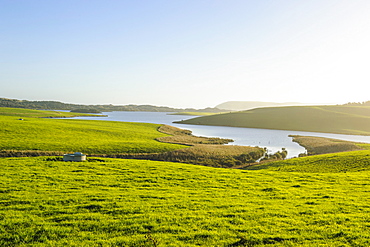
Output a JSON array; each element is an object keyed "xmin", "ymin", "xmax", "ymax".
[{"xmin": 1, "ymin": 0, "xmax": 370, "ymax": 108}]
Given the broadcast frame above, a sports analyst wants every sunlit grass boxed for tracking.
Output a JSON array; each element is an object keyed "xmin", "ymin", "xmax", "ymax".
[
  {"xmin": 248, "ymin": 150, "xmax": 370, "ymax": 173},
  {"xmin": 0, "ymin": 107, "xmax": 100, "ymax": 118},
  {"xmin": 0, "ymin": 157, "xmax": 370, "ymax": 246},
  {"xmin": 0, "ymin": 115, "xmax": 185, "ymax": 155}
]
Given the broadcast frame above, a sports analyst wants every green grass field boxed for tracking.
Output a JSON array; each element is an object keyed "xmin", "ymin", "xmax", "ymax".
[
  {"xmin": 0, "ymin": 108, "xmax": 265, "ymax": 167},
  {"xmin": 0, "ymin": 114, "xmax": 185, "ymax": 155},
  {"xmin": 1, "ymin": 157, "xmax": 370, "ymax": 246},
  {"xmin": 247, "ymin": 149, "xmax": 370, "ymax": 173},
  {"xmin": 177, "ymin": 105, "xmax": 370, "ymax": 135},
  {"xmin": 2, "ymin": 106, "xmax": 370, "ymax": 246},
  {"xmin": 0, "ymin": 107, "xmax": 189, "ymax": 156}
]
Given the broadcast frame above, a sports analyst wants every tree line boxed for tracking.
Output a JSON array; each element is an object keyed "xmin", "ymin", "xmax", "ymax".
[
  {"xmin": 0, "ymin": 97, "xmax": 223, "ymax": 113},
  {"xmin": 344, "ymin": 101, "xmax": 370, "ymax": 106}
]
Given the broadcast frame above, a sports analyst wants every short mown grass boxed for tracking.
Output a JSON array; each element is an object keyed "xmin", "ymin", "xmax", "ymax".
[{"xmin": 1, "ymin": 157, "xmax": 370, "ymax": 246}]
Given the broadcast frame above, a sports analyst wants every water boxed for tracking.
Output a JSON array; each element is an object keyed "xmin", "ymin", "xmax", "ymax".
[{"xmin": 71, "ymin": 111, "xmax": 370, "ymax": 158}]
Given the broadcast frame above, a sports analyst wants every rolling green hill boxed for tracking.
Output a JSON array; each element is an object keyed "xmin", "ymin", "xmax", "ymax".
[
  {"xmin": 247, "ymin": 150, "xmax": 370, "ymax": 173},
  {"xmin": 1, "ymin": 156, "xmax": 370, "ymax": 246},
  {"xmin": 0, "ymin": 107, "xmax": 103, "ymax": 118},
  {"xmin": 0, "ymin": 116, "xmax": 186, "ymax": 156},
  {"xmin": 177, "ymin": 105, "xmax": 370, "ymax": 135},
  {"xmin": 0, "ymin": 108, "xmax": 186, "ymax": 156}
]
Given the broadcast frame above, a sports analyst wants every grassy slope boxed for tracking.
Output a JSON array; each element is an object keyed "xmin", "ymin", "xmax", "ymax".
[
  {"xmin": 247, "ymin": 150, "xmax": 370, "ymax": 173},
  {"xmin": 178, "ymin": 105, "xmax": 370, "ymax": 135},
  {"xmin": 1, "ymin": 157, "xmax": 370, "ymax": 246},
  {"xmin": 0, "ymin": 115, "xmax": 185, "ymax": 155},
  {"xmin": 168, "ymin": 112, "xmax": 223, "ymax": 116}
]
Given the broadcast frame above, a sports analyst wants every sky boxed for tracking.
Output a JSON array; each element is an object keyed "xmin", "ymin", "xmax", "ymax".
[{"xmin": 1, "ymin": 0, "xmax": 370, "ymax": 109}]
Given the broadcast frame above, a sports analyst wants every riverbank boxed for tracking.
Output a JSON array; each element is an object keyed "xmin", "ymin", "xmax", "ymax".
[
  {"xmin": 0, "ymin": 108, "xmax": 267, "ymax": 167},
  {"xmin": 111, "ymin": 125, "xmax": 266, "ymax": 168}
]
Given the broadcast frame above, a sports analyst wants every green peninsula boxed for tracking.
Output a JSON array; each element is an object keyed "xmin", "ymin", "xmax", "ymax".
[{"xmin": 176, "ymin": 105, "xmax": 370, "ymax": 135}]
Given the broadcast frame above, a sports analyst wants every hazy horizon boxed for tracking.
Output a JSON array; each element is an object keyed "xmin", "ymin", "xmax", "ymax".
[
  {"xmin": 2, "ymin": 1, "xmax": 370, "ymax": 108},
  {"xmin": 0, "ymin": 96, "xmax": 341, "ymax": 110}
]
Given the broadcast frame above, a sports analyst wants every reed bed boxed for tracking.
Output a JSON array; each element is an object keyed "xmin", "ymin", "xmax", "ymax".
[{"xmin": 290, "ymin": 135, "xmax": 363, "ymax": 155}]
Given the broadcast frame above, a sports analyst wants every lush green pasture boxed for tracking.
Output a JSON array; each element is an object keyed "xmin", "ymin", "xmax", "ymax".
[
  {"xmin": 248, "ymin": 150, "xmax": 370, "ymax": 173},
  {"xmin": 1, "ymin": 157, "xmax": 370, "ymax": 246},
  {"xmin": 0, "ymin": 115, "xmax": 185, "ymax": 155},
  {"xmin": 0, "ymin": 109, "xmax": 264, "ymax": 167},
  {"xmin": 0, "ymin": 107, "xmax": 100, "ymax": 118},
  {"xmin": 178, "ymin": 105, "xmax": 370, "ymax": 135}
]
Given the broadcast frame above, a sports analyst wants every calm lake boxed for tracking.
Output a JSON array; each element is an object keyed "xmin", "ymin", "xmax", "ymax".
[{"xmin": 72, "ymin": 111, "xmax": 370, "ymax": 158}]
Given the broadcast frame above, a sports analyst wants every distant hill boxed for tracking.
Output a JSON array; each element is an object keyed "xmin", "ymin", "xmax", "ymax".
[
  {"xmin": 177, "ymin": 105, "xmax": 370, "ymax": 135},
  {"xmin": 0, "ymin": 98, "xmax": 223, "ymax": 113},
  {"xmin": 215, "ymin": 101, "xmax": 308, "ymax": 111}
]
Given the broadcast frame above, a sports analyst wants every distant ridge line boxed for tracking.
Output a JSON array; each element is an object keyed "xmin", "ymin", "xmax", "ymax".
[
  {"xmin": 215, "ymin": 101, "xmax": 313, "ymax": 111},
  {"xmin": 0, "ymin": 97, "xmax": 223, "ymax": 113}
]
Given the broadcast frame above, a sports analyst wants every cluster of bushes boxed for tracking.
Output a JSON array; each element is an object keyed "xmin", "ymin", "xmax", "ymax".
[{"xmin": 260, "ymin": 148, "xmax": 288, "ymax": 161}]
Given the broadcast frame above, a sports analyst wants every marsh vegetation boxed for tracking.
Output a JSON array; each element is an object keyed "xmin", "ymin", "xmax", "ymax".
[{"xmin": 290, "ymin": 135, "xmax": 363, "ymax": 156}]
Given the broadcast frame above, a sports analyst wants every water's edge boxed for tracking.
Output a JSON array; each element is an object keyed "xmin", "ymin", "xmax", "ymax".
[{"xmin": 69, "ymin": 111, "xmax": 370, "ymax": 159}]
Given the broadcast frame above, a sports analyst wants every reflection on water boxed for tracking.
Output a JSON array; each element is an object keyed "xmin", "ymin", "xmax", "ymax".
[{"xmin": 71, "ymin": 112, "xmax": 370, "ymax": 159}]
